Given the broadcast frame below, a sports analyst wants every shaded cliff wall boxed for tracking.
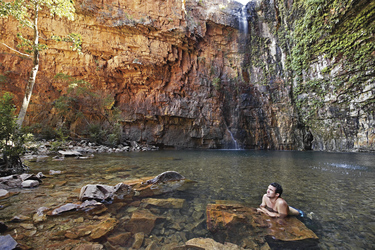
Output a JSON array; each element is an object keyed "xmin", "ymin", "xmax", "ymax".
[
  {"xmin": 280, "ymin": 0, "xmax": 375, "ymax": 151},
  {"xmin": 0, "ymin": 0, "xmax": 373, "ymax": 151}
]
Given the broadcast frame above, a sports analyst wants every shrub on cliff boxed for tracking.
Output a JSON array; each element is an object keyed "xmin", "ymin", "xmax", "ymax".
[
  {"xmin": 0, "ymin": 92, "xmax": 29, "ymax": 176},
  {"xmin": 53, "ymin": 73, "xmax": 122, "ymax": 146}
]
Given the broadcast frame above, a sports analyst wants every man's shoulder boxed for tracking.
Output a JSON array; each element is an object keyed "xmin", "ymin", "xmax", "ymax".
[{"xmin": 276, "ymin": 198, "xmax": 288, "ymax": 206}]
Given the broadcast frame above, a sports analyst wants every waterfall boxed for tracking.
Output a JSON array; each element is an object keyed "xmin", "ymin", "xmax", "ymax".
[
  {"xmin": 227, "ymin": 128, "xmax": 240, "ymax": 150},
  {"xmin": 238, "ymin": 5, "xmax": 248, "ymax": 34}
]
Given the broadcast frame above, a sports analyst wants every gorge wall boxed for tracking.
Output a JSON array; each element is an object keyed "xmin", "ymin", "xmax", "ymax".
[{"xmin": 0, "ymin": 0, "xmax": 374, "ymax": 151}]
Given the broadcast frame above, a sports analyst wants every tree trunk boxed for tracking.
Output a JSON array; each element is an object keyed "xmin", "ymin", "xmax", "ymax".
[{"xmin": 16, "ymin": 4, "xmax": 40, "ymax": 128}]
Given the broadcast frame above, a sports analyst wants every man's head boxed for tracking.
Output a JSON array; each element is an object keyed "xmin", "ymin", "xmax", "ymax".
[{"xmin": 268, "ymin": 182, "xmax": 283, "ymax": 198}]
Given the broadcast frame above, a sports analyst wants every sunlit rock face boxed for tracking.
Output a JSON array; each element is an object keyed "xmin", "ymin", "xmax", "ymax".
[{"xmin": 0, "ymin": 0, "xmax": 372, "ymax": 151}]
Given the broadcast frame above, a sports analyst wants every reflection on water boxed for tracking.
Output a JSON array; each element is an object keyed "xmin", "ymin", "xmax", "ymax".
[{"xmin": 1, "ymin": 150, "xmax": 375, "ymax": 249}]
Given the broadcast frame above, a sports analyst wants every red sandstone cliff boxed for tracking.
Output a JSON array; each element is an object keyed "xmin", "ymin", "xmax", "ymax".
[{"xmin": 0, "ymin": 0, "xmax": 315, "ymax": 149}]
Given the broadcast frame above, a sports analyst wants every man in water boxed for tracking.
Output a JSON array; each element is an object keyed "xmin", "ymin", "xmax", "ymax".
[{"xmin": 257, "ymin": 182, "xmax": 301, "ymax": 218}]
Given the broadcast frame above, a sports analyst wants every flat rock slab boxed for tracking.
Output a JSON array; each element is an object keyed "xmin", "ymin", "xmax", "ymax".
[
  {"xmin": 124, "ymin": 209, "xmax": 161, "ymax": 235},
  {"xmin": 185, "ymin": 237, "xmax": 242, "ymax": 249},
  {"xmin": 206, "ymin": 203, "xmax": 318, "ymax": 246},
  {"xmin": 141, "ymin": 198, "xmax": 186, "ymax": 209},
  {"xmin": 122, "ymin": 176, "xmax": 189, "ymax": 197},
  {"xmin": 58, "ymin": 150, "xmax": 82, "ymax": 156}
]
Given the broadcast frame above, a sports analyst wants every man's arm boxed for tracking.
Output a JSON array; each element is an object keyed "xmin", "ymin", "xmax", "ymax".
[
  {"xmin": 258, "ymin": 207, "xmax": 283, "ymax": 218},
  {"xmin": 257, "ymin": 196, "xmax": 288, "ymax": 218},
  {"xmin": 259, "ymin": 194, "xmax": 267, "ymax": 208},
  {"xmin": 257, "ymin": 194, "xmax": 274, "ymax": 215}
]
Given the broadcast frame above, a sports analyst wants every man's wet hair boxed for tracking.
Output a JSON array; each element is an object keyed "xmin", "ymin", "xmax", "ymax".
[{"xmin": 270, "ymin": 182, "xmax": 283, "ymax": 196}]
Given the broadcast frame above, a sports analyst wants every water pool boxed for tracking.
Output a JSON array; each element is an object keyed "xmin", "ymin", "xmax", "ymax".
[{"xmin": 1, "ymin": 150, "xmax": 374, "ymax": 249}]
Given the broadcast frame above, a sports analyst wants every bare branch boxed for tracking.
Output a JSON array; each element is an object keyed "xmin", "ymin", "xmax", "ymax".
[{"xmin": 1, "ymin": 42, "xmax": 30, "ymax": 57}]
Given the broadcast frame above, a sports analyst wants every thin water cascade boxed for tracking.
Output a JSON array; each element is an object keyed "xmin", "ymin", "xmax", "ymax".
[
  {"xmin": 227, "ymin": 128, "xmax": 240, "ymax": 149},
  {"xmin": 238, "ymin": 5, "xmax": 248, "ymax": 34}
]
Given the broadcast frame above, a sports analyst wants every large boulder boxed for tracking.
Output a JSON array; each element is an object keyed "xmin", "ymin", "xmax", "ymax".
[
  {"xmin": 0, "ymin": 175, "xmax": 22, "ymax": 189},
  {"xmin": 79, "ymin": 183, "xmax": 132, "ymax": 202},
  {"xmin": 206, "ymin": 203, "xmax": 319, "ymax": 249},
  {"xmin": 0, "ymin": 173, "xmax": 44, "ymax": 189}
]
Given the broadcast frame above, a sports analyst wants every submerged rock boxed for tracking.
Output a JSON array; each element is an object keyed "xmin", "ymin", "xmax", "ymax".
[
  {"xmin": 33, "ymin": 207, "xmax": 49, "ymax": 223},
  {"xmin": 132, "ymin": 232, "xmax": 145, "ymax": 249},
  {"xmin": 142, "ymin": 171, "xmax": 185, "ymax": 185},
  {"xmin": 90, "ymin": 217, "xmax": 118, "ymax": 240},
  {"xmin": 141, "ymin": 198, "xmax": 186, "ymax": 209},
  {"xmin": 51, "ymin": 203, "xmax": 80, "ymax": 215},
  {"xmin": 124, "ymin": 209, "xmax": 161, "ymax": 235},
  {"xmin": 51, "ymin": 200, "xmax": 106, "ymax": 215},
  {"xmin": 10, "ymin": 215, "xmax": 31, "ymax": 222},
  {"xmin": 72, "ymin": 243, "xmax": 104, "ymax": 250},
  {"xmin": 49, "ymin": 170, "xmax": 62, "ymax": 175},
  {"xmin": 124, "ymin": 171, "xmax": 191, "ymax": 197},
  {"xmin": 107, "ymin": 232, "xmax": 132, "ymax": 246},
  {"xmin": 184, "ymin": 237, "xmax": 243, "ymax": 250},
  {"xmin": 0, "ymin": 235, "xmax": 18, "ymax": 250}
]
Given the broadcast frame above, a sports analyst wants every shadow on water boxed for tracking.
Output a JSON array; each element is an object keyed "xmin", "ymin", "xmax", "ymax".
[{"xmin": 1, "ymin": 150, "xmax": 374, "ymax": 249}]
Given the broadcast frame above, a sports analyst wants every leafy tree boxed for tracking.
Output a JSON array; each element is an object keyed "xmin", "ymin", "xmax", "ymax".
[
  {"xmin": 0, "ymin": 0, "xmax": 82, "ymax": 128},
  {"xmin": 0, "ymin": 92, "xmax": 29, "ymax": 176}
]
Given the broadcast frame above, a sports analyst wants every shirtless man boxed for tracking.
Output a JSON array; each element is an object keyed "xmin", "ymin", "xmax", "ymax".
[{"xmin": 257, "ymin": 182, "xmax": 300, "ymax": 218}]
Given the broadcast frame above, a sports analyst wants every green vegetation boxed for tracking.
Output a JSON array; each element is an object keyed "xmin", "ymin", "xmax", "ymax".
[
  {"xmin": 212, "ymin": 77, "xmax": 221, "ymax": 90},
  {"xmin": 0, "ymin": 92, "xmax": 30, "ymax": 175},
  {"xmin": 0, "ymin": 0, "xmax": 81, "ymax": 128},
  {"xmin": 290, "ymin": 0, "xmax": 375, "ymax": 122},
  {"xmin": 0, "ymin": 74, "xmax": 7, "ymax": 83},
  {"xmin": 53, "ymin": 74, "xmax": 122, "ymax": 146}
]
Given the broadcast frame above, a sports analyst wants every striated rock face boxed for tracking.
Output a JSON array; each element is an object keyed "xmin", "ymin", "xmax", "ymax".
[{"xmin": 0, "ymin": 0, "xmax": 373, "ymax": 151}]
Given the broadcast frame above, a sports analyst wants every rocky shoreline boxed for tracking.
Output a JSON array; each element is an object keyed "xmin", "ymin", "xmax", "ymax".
[
  {"xmin": 0, "ymin": 139, "xmax": 159, "ymax": 177},
  {"xmin": 24, "ymin": 139, "xmax": 159, "ymax": 158},
  {"xmin": 0, "ymin": 169, "xmax": 318, "ymax": 249},
  {"xmin": 20, "ymin": 139, "xmax": 158, "ymax": 164}
]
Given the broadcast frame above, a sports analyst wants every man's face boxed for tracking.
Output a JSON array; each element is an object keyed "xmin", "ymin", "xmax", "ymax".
[{"xmin": 266, "ymin": 185, "xmax": 279, "ymax": 198}]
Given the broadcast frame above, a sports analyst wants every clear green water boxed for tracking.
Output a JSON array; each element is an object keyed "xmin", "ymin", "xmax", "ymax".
[{"xmin": 2, "ymin": 150, "xmax": 375, "ymax": 249}]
